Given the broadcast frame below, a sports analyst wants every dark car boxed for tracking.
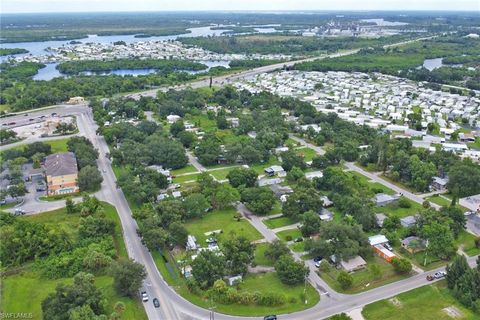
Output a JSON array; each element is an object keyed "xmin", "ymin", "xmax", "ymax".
[
  {"xmin": 153, "ymin": 298, "xmax": 160, "ymax": 308},
  {"xmin": 313, "ymin": 256, "xmax": 323, "ymax": 262},
  {"xmin": 294, "ymin": 237, "xmax": 304, "ymax": 243},
  {"xmin": 264, "ymin": 316, "xmax": 277, "ymax": 320},
  {"xmin": 51, "ymin": 112, "xmax": 57, "ymax": 116},
  {"xmin": 426, "ymin": 275, "xmax": 434, "ymax": 281}
]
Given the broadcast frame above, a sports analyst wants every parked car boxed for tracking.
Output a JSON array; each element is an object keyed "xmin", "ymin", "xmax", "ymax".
[
  {"xmin": 153, "ymin": 298, "xmax": 160, "ymax": 308},
  {"xmin": 141, "ymin": 291, "xmax": 148, "ymax": 302},
  {"xmin": 14, "ymin": 208, "xmax": 26, "ymax": 215},
  {"xmin": 294, "ymin": 237, "xmax": 304, "ymax": 243},
  {"xmin": 426, "ymin": 275, "xmax": 434, "ymax": 281},
  {"xmin": 315, "ymin": 261, "xmax": 321, "ymax": 268},
  {"xmin": 264, "ymin": 316, "xmax": 277, "ymax": 320},
  {"xmin": 384, "ymin": 243, "xmax": 393, "ymax": 251},
  {"xmin": 313, "ymin": 256, "xmax": 323, "ymax": 262}
]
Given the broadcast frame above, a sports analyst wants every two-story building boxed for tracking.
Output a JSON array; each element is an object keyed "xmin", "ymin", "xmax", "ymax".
[{"xmin": 45, "ymin": 152, "xmax": 80, "ymax": 196}]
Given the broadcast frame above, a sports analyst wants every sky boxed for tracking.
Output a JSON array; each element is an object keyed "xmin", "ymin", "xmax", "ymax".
[{"xmin": 2, "ymin": 0, "xmax": 479, "ymax": 14}]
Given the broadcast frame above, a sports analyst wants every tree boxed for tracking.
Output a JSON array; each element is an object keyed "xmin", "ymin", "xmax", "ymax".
[
  {"xmin": 168, "ymin": 221, "xmax": 188, "ymax": 247},
  {"xmin": 65, "ymin": 197, "xmax": 76, "ymax": 214},
  {"xmin": 78, "ymin": 165, "xmax": 103, "ymax": 192},
  {"xmin": 337, "ymin": 271, "xmax": 353, "ymax": 290},
  {"xmin": 274, "ymin": 254, "xmax": 309, "ymax": 285},
  {"xmin": 286, "ymin": 166, "xmax": 304, "ymax": 182},
  {"xmin": 329, "ymin": 314, "xmax": 353, "ymax": 320},
  {"xmin": 222, "ymin": 235, "xmax": 254, "ymax": 275},
  {"xmin": 264, "ymin": 240, "xmax": 290, "ymax": 261},
  {"xmin": 212, "ymin": 184, "xmax": 240, "ymax": 209},
  {"xmin": 281, "ymin": 150, "xmax": 306, "ymax": 171},
  {"xmin": 110, "ymin": 259, "xmax": 146, "ymax": 297},
  {"xmin": 170, "ymin": 120, "xmax": 185, "ymax": 137},
  {"xmin": 191, "ymin": 250, "xmax": 226, "ymax": 288},
  {"xmin": 421, "ymin": 221, "xmax": 456, "ymax": 261},
  {"xmin": 141, "ymin": 228, "xmax": 168, "ymax": 251},
  {"xmin": 178, "ymin": 131, "xmax": 195, "ymax": 148},
  {"xmin": 299, "ymin": 210, "xmax": 321, "ymax": 237},
  {"xmin": 282, "ymin": 187, "xmax": 322, "ymax": 219},
  {"xmin": 447, "ymin": 159, "xmax": 480, "ymax": 197},
  {"xmin": 369, "ymin": 264, "xmax": 382, "ymax": 279},
  {"xmin": 42, "ymin": 272, "xmax": 106, "ymax": 320},
  {"xmin": 391, "ymin": 257, "xmax": 412, "ymax": 274},
  {"xmin": 446, "ymin": 254, "xmax": 470, "ymax": 290},
  {"xmin": 182, "ymin": 193, "xmax": 210, "ymax": 219},
  {"xmin": 240, "ymin": 187, "xmax": 276, "ymax": 215},
  {"xmin": 226, "ymin": 167, "xmax": 258, "ymax": 188}
]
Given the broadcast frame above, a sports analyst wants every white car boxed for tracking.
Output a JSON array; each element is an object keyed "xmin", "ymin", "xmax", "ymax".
[{"xmin": 141, "ymin": 291, "xmax": 148, "ymax": 302}]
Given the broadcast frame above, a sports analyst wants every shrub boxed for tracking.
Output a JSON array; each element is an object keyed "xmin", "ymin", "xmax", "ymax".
[
  {"xmin": 398, "ymin": 196, "xmax": 412, "ymax": 208},
  {"xmin": 286, "ymin": 235, "xmax": 293, "ymax": 241},
  {"xmin": 391, "ymin": 257, "xmax": 412, "ymax": 274},
  {"xmin": 337, "ymin": 271, "xmax": 353, "ymax": 290},
  {"xmin": 474, "ymin": 237, "xmax": 480, "ymax": 248}
]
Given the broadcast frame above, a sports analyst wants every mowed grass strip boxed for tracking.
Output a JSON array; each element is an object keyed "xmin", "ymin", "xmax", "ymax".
[{"xmin": 362, "ymin": 282, "xmax": 477, "ymax": 320}]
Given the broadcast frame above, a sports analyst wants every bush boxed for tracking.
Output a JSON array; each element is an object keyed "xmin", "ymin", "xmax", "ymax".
[
  {"xmin": 398, "ymin": 196, "xmax": 412, "ymax": 208},
  {"xmin": 391, "ymin": 257, "xmax": 412, "ymax": 274},
  {"xmin": 474, "ymin": 237, "xmax": 480, "ymax": 248},
  {"xmin": 286, "ymin": 235, "xmax": 293, "ymax": 241},
  {"xmin": 337, "ymin": 271, "xmax": 353, "ymax": 290}
]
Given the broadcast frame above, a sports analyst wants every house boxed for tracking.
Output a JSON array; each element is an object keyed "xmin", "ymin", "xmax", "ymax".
[
  {"xmin": 400, "ymin": 215, "xmax": 417, "ymax": 228},
  {"xmin": 258, "ymin": 177, "xmax": 283, "ymax": 187},
  {"xmin": 166, "ymin": 114, "xmax": 181, "ymax": 123},
  {"xmin": 264, "ymin": 165, "xmax": 285, "ymax": 177},
  {"xmin": 320, "ymin": 196, "xmax": 333, "ymax": 207},
  {"xmin": 318, "ymin": 208, "xmax": 333, "ymax": 221},
  {"xmin": 305, "ymin": 171, "xmax": 323, "ymax": 180},
  {"xmin": 340, "ymin": 256, "xmax": 367, "ymax": 272},
  {"xmin": 375, "ymin": 213, "xmax": 387, "ymax": 227},
  {"xmin": 368, "ymin": 235, "xmax": 389, "ymax": 247},
  {"xmin": 226, "ymin": 117, "xmax": 239, "ymax": 128},
  {"xmin": 431, "ymin": 176, "xmax": 448, "ymax": 191},
  {"xmin": 274, "ymin": 146, "xmax": 289, "ymax": 154},
  {"xmin": 373, "ymin": 244, "xmax": 396, "ymax": 262},
  {"xmin": 44, "ymin": 152, "xmax": 79, "ymax": 196},
  {"xmin": 374, "ymin": 193, "xmax": 400, "ymax": 206},
  {"xmin": 401, "ymin": 236, "xmax": 427, "ymax": 253},
  {"xmin": 186, "ymin": 235, "xmax": 198, "ymax": 251},
  {"xmin": 270, "ymin": 185, "xmax": 294, "ymax": 198}
]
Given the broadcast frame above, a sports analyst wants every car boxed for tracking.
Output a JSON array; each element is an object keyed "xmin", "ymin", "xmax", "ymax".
[
  {"xmin": 24, "ymin": 113, "xmax": 28, "ymax": 116},
  {"xmin": 7, "ymin": 122, "xmax": 16, "ymax": 125},
  {"xmin": 141, "ymin": 291, "xmax": 148, "ymax": 302},
  {"xmin": 294, "ymin": 237, "xmax": 304, "ymax": 243},
  {"xmin": 264, "ymin": 316, "xmax": 277, "ymax": 320},
  {"xmin": 384, "ymin": 243, "xmax": 393, "ymax": 251},
  {"xmin": 102, "ymin": 169, "xmax": 107, "ymax": 173},
  {"xmin": 152, "ymin": 298, "xmax": 160, "ymax": 308},
  {"xmin": 313, "ymin": 256, "xmax": 323, "ymax": 262},
  {"xmin": 51, "ymin": 112, "xmax": 57, "ymax": 116},
  {"xmin": 434, "ymin": 271, "xmax": 447, "ymax": 279},
  {"xmin": 29, "ymin": 118, "xmax": 34, "ymax": 121},
  {"xmin": 315, "ymin": 261, "xmax": 321, "ymax": 268},
  {"xmin": 426, "ymin": 275, "xmax": 434, "ymax": 281},
  {"xmin": 14, "ymin": 208, "xmax": 26, "ymax": 215}
]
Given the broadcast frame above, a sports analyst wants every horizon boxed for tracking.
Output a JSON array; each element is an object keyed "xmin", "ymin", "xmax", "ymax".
[{"xmin": 2, "ymin": 0, "xmax": 479, "ymax": 14}]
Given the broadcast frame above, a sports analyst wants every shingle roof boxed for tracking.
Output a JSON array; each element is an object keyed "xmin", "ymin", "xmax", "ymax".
[{"xmin": 44, "ymin": 152, "xmax": 78, "ymax": 177}]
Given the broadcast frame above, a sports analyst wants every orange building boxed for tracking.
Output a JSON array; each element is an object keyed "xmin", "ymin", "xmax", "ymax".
[
  {"xmin": 45, "ymin": 152, "xmax": 80, "ymax": 196},
  {"xmin": 373, "ymin": 244, "xmax": 396, "ymax": 262}
]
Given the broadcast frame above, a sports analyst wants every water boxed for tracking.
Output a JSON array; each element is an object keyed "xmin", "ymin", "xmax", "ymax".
[
  {"xmin": 422, "ymin": 58, "xmax": 443, "ymax": 71},
  {"xmin": 360, "ymin": 19, "xmax": 408, "ymax": 26},
  {"xmin": 32, "ymin": 60, "xmax": 231, "ymax": 81}
]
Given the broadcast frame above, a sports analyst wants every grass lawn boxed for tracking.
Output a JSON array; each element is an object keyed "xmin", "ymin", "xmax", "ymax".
[
  {"xmin": 427, "ymin": 195, "xmax": 451, "ymax": 207},
  {"xmin": 184, "ymin": 208, "xmax": 263, "ymax": 244},
  {"xmin": 276, "ymin": 228, "xmax": 302, "ymax": 242},
  {"xmin": 250, "ymin": 156, "xmax": 281, "ymax": 175},
  {"xmin": 173, "ymin": 173, "xmax": 201, "ymax": 184},
  {"xmin": 289, "ymin": 241, "xmax": 306, "ymax": 253},
  {"xmin": 362, "ymin": 281, "xmax": 477, "ymax": 320},
  {"xmin": 0, "ymin": 271, "xmax": 146, "ymax": 320},
  {"xmin": 208, "ymin": 167, "xmax": 237, "ymax": 181},
  {"xmin": 39, "ymin": 192, "xmax": 81, "ymax": 202},
  {"xmin": 295, "ymin": 147, "xmax": 317, "ymax": 161},
  {"xmin": 320, "ymin": 256, "xmax": 412, "ymax": 294},
  {"xmin": 171, "ymin": 165, "xmax": 198, "ymax": 175},
  {"xmin": 373, "ymin": 200, "xmax": 422, "ymax": 218},
  {"xmin": 455, "ymin": 231, "xmax": 480, "ymax": 257},
  {"xmin": 263, "ymin": 215, "xmax": 297, "ymax": 229},
  {"xmin": 185, "ymin": 114, "xmax": 217, "ymax": 132},
  {"xmin": 254, "ymin": 243, "xmax": 275, "ymax": 267},
  {"xmin": 267, "ymin": 201, "xmax": 283, "ymax": 216},
  {"xmin": 347, "ymin": 171, "xmax": 395, "ymax": 195},
  {"xmin": 46, "ymin": 138, "xmax": 70, "ymax": 153},
  {"xmin": 396, "ymin": 246, "xmax": 448, "ymax": 271}
]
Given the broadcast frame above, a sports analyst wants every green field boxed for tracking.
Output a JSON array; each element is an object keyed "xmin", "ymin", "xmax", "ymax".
[
  {"xmin": 253, "ymin": 243, "xmax": 275, "ymax": 267},
  {"xmin": 289, "ymin": 241, "xmax": 306, "ymax": 253},
  {"xmin": 208, "ymin": 167, "xmax": 237, "ymax": 181},
  {"xmin": 295, "ymin": 147, "xmax": 317, "ymax": 161},
  {"xmin": 276, "ymin": 228, "xmax": 302, "ymax": 242},
  {"xmin": 373, "ymin": 200, "xmax": 422, "ymax": 218},
  {"xmin": 173, "ymin": 173, "xmax": 201, "ymax": 184},
  {"xmin": 455, "ymin": 231, "xmax": 480, "ymax": 257},
  {"xmin": 320, "ymin": 255, "xmax": 411, "ymax": 294},
  {"xmin": 263, "ymin": 215, "xmax": 297, "ymax": 229},
  {"xmin": 426, "ymin": 195, "xmax": 451, "ymax": 207},
  {"xmin": 362, "ymin": 282, "xmax": 477, "ymax": 320},
  {"xmin": 184, "ymin": 208, "xmax": 263, "ymax": 244},
  {"xmin": 250, "ymin": 156, "xmax": 282, "ymax": 174},
  {"xmin": 1, "ymin": 272, "xmax": 147, "ymax": 320},
  {"xmin": 171, "ymin": 164, "xmax": 198, "ymax": 175},
  {"xmin": 2, "ymin": 203, "xmax": 144, "ymax": 319}
]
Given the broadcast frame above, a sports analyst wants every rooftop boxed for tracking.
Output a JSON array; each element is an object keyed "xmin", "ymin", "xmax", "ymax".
[{"xmin": 44, "ymin": 152, "xmax": 78, "ymax": 177}]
